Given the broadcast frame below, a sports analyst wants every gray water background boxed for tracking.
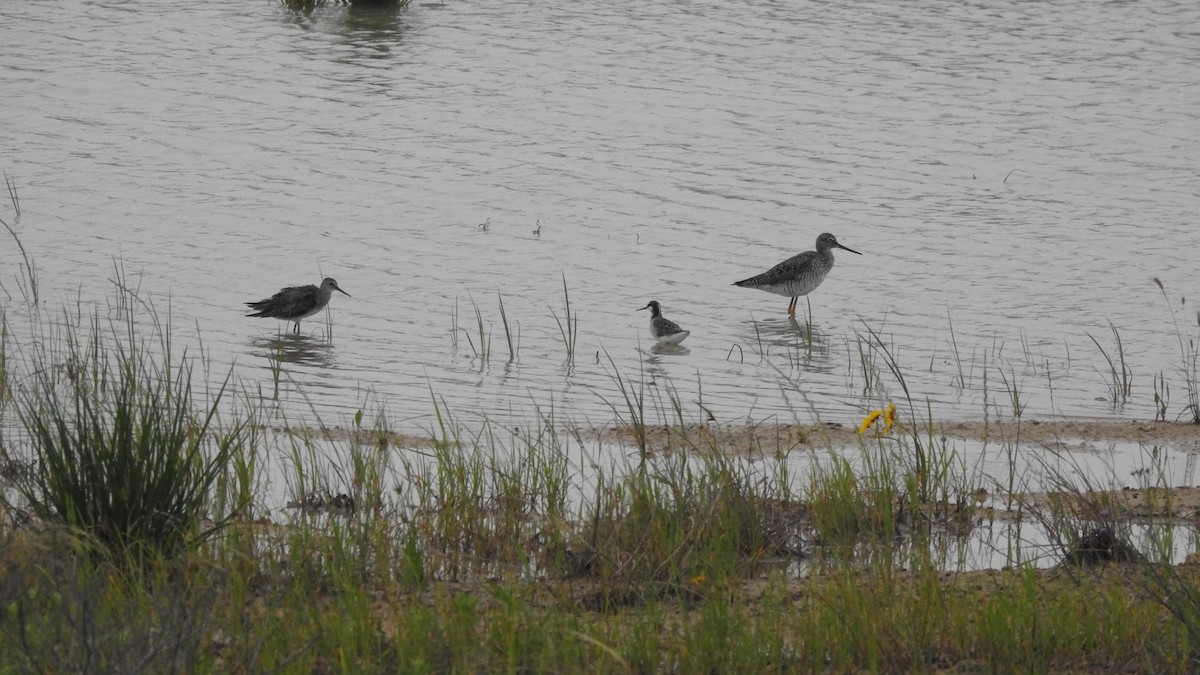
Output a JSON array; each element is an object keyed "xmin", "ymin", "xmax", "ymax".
[{"xmin": 3, "ymin": 0, "xmax": 1199, "ymax": 445}]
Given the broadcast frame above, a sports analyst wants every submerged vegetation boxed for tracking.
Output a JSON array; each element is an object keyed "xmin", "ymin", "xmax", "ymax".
[
  {"xmin": 1154, "ymin": 277, "xmax": 1200, "ymax": 424},
  {"xmin": 280, "ymin": 0, "xmax": 412, "ymax": 13}
]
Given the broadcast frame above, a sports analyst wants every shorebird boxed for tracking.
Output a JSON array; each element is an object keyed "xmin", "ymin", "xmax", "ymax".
[
  {"xmin": 640, "ymin": 300, "xmax": 690, "ymax": 345},
  {"xmin": 245, "ymin": 277, "xmax": 350, "ymax": 334},
  {"xmin": 733, "ymin": 233, "xmax": 860, "ymax": 316}
]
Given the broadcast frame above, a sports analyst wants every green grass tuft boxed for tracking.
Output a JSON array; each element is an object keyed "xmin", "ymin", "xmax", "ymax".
[{"xmin": 7, "ymin": 294, "xmax": 243, "ymax": 562}]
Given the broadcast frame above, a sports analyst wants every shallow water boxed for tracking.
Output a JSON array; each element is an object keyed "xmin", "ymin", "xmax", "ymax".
[{"xmin": 2, "ymin": 0, "xmax": 1199, "ymax": 439}]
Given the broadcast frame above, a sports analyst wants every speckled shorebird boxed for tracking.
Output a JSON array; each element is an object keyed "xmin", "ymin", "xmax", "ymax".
[
  {"xmin": 245, "ymin": 277, "xmax": 350, "ymax": 334},
  {"xmin": 640, "ymin": 300, "xmax": 690, "ymax": 345},
  {"xmin": 734, "ymin": 233, "xmax": 860, "ymax": 316}
]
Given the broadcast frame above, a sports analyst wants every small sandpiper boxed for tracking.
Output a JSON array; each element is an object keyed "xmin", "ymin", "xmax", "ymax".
[
  {"xmin": 640, "ymin": 300, "xmax": 690, "ymax": 345},
  {"xmin": 246, "ymin": 277, "xmax": 350, "ymax": 334},
  {"xmin": 734, "ymin": 232, "xmax": 860, "ymax": 316}
]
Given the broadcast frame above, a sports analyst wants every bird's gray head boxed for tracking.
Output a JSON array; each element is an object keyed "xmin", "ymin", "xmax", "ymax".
[
  {"xmin": 640, "ymin": 301, "xmax": 661, "ymax": 313},
  {"xmin": 321, "ymin": 278, "xmax": 352, "ymax": 297},
  {"xmin": 817, "ymin": 233, "xmax": 861, "ymax": 256}
]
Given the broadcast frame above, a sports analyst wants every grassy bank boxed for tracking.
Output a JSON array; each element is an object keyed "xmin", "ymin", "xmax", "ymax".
[{"xmin": 2, "ymin": 533, "xmax": 1195, "ymax": 672}]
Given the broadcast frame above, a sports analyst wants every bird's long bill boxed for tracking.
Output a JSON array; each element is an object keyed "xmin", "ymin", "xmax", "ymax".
[
  {"xmin": 838, "ymin": 242, "xmax": 862, "ymax": 255},
  {"xmin": 639, "ymin": 303, "xmax": 652, "ymax": 311},
  {"xmin": 336, "ymin": 287, "xmax": 352, "ymax": 297}
]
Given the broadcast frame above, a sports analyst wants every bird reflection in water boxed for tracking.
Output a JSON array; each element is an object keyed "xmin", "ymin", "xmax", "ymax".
[
  {"xmin": 649, "ymin": 341, "xmax": 691, "ymax": 357},
  {"xmin": 252, "ymin": 333, "xmax": 335, "ymax": 368},
  {"xmin": 639, "ymin": 338, "xmax": 691, "ymax": 372},
  {"xmin": 738, "ymin": 316, "xmax": 835, "ymax": 373},
  {"xmin": 638, "ymin": 342, "xmax": 691, "ymax": 395}
]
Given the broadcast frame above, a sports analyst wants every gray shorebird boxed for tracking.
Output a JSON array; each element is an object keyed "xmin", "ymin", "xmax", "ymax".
[
  {"xmin": 640, "ymin": 300, "xmax": 690, "ymax": 345},
  {"xmin": 733, "ymin": 233, "xmax": 860, "ymax": 316},
  {"xmin": 246, "ymin": 277, "xmax": 350, "ymax": 334}
]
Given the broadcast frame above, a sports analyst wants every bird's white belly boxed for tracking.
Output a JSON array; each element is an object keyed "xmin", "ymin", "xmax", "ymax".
[{"xmin": 656, "ymin": 330, "xmax": 690, "ymax": 345}]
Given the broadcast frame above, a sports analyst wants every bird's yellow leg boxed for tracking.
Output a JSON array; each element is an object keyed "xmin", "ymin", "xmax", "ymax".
[{"xmin": 787, "ymin": 297, "xmax": 797, "ymax": 316}]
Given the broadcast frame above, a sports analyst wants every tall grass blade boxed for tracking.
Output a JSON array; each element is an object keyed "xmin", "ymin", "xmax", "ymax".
[
  {"xmin": 550, "ymin": 273, "xmax": 578, "ymax": 365},
  {"xmin": 497, "ymin": 291, "xmax": 518, "ymax": 362}
]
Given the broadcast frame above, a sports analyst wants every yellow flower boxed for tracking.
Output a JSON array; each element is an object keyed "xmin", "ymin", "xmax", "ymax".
[
  {"xmin": 858, "ymin": 409, "xmax": 882, "ymax": 434},
  {"xmin": 689, "ymin": 574, "xmax": 706, "ymax": 587},
  {"xmin": 859, "ymin": 404, "xmax": 897, "ymax": 435}
]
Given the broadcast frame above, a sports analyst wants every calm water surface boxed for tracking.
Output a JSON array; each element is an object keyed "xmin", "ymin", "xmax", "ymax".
[{"xmin": 3, "ymin": 0, "xmax": 1199, "ymax": 447}]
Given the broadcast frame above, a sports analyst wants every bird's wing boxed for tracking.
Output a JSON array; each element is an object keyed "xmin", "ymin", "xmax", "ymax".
[
  {"xmin": 246, "ymin": 285, "xmax": 319, "ymax": 317},
  {"xmin": 271, "ymin": 285, "xmax": 320, "ymax": 317},
  {"xmin": 655, "ymin": 317, "xmax": 686, "ymax": 335},
  {"xmin": 736, "ymin": 251, "xmax": 815, "ymax": 286}
]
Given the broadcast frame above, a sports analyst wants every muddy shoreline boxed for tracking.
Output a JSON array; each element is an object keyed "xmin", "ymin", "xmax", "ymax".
[{"xmin": 290, "ymin": 417, "xmax": 1200, "ymax": 454}]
